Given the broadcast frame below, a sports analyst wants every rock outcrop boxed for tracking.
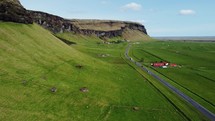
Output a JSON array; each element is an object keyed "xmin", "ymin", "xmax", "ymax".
[
  {"xmin": 30, "ymin": 12, "xmax": 148, "ymax": 38},
  {"xmin": 29, "ymin": 10, "xmax": 71, "ymax": 33},
  {"xmin": 0, "ymin": 0, "xmax": 33, "ymax": 24},
  {"xmin": 70, "ymin": 20, "xmax": 148, "ymax": 38},
  {"xmin": 0, "ymin": 0, "xmax": 148, "ymax": 38}
]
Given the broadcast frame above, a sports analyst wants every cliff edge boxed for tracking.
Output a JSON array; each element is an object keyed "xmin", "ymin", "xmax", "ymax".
[
  {"xmin": 30, "ymin": 11, "xmax": 148, "ymax": 39},
  {"xmin": 0, "ymin": 0, "xmax": 148, "ymax": 39}
]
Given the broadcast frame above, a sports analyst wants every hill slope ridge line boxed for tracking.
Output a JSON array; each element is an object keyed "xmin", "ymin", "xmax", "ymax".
[
  {"xmin": 30, "ymin": 10, "xmax": 148, "ymax": 39},
  {"xmin": 0, "ymin": 0, "xmax": 148, "ymax": 39}
]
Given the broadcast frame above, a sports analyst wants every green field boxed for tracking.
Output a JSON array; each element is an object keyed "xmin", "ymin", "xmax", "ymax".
[
  {"xmin": 0, "ymin": 22, "xmax": 210, "ymax": 120},
  {"xmin": 130, "ymin": 41, "xmax": 215, "ymax": 115}
]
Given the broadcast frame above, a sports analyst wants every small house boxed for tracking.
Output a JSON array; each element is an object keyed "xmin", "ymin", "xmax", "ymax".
[
  {"xmin": 151, "ymin": 62, "xmax": 169, "ymax": 67},
  {"xmin": 151, "ymin": 61, "xmax": 178, "ymax": 68}
]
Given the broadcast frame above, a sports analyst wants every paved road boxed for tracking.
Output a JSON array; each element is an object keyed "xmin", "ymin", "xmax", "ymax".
[{"xmin": 125, "ymin": 44, "xmax": 215, "ymax": 121}]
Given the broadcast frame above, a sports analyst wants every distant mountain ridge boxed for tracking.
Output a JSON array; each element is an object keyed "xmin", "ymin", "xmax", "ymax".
[{"xmin": 0, "ymin": 0, "xmax": 148, "ymax": 39}]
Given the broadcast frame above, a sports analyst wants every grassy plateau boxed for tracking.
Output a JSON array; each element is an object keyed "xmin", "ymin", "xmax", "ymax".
[{"xmin": 0, "ymin": 22, "xmax": 211, "ymax": 121}]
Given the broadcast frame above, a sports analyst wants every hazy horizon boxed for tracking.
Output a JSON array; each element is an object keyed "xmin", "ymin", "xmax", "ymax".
[{"xmin": 153, "ymin": 36, "xmax": 215, "ymax": 41}]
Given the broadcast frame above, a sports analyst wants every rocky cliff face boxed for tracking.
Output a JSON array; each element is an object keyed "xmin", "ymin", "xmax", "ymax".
[
  {"xmin": 70, "ymin": 20, "xmax": 147, "ymax": 38},
  {"xmin": 30, "ymin": 12, "xmax": 148, "ymax": 38},
  {"xmin": 30, "ymin": 10, "xmax": 71, "ymax": 33},
  {"xmin": 0, "ymin": 0, "xmax": 148, "ymax": 38},
  {"xmin": 0, "ymin": 0, "xmax": 33, "ymax": 24}
]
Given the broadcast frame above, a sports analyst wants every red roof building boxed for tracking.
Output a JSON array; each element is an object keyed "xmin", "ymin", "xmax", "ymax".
[
  {"xmin": 151, "ymin": 62, "xmax": 169, "ymax": 67},
  {"xmin": 151, "ymin": 61, "xmax": 178, "ymax": 68},
  {"xmin": 170, "ymin": 63, "xmax": 177, "ymax": 67}
]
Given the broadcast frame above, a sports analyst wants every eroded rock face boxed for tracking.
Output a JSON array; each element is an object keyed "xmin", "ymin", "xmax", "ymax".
[
  {"xmin": 70, "ymin": 20, "xmax": 147, "ymax": 38},
  {"xmin": 29, "ymin": 10, "xmax": 73, "ymax": 33},
  {"xmin": 0, "ymin": 0, "xmax": 33, "ymax": 24},
  {"xmin": 127, "ymin": 22, "xmax": 148, "ymax": 35},
  {"xmin": 30, "ymin": 12, "xmax": 148, "ymax": 38}
]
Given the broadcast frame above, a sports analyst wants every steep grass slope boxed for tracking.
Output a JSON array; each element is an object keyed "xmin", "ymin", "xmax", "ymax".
[
  {"xmin": 0, "ymin": 22, "xmax": 84, "ymax": 79},
  {"xmin": 122, "ymin": 29, "xmax": 151, "ymax": 41},
  {"xmin": 0, "ymin": 22, "xmax": 189, "ymax": 121}
]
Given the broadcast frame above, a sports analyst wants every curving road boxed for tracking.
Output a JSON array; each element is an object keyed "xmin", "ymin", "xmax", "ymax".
[{"xmin": 125, "ymin": 44, "xmax": 215, "ymax": 121}]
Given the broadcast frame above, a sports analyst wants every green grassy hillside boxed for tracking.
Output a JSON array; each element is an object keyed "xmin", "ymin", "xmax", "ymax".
[
  {"xmin": 122, "ymin": 29, "xmax": 152, "ymax": 41},
  {"xmin": 0, "ymin": 22, "xmax": 207, "ymax": 121}
]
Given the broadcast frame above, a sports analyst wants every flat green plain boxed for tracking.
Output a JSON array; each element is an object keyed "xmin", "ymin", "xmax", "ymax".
[{"xmin": 131, "ymin": 41, "xmax": 215, "ymax": 115}]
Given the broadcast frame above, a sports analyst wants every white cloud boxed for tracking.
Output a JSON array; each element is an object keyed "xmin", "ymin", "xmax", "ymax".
[
  {"xmin": 101, "ymin": 1, "xmax": 108, "ymax": 4},
  {"xmin": 179, "ymin": 9, "xmax": 196, "ymax": 15},
  {"xmin": 121, "ymin": 2, "xmax": 142, "ymax": 11},
  {"xmin": 130, "ymin": 19, "xmax": 146, "ymax": 24}
]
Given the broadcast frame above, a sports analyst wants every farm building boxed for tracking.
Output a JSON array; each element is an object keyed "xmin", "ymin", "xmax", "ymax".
[
  {"xmin": 151, "ymin": 62, "xmax": 177, "ymax": 68},
  {"xmin": 151, "ymin": 62, "xmax": 169, "ymax": 67}
]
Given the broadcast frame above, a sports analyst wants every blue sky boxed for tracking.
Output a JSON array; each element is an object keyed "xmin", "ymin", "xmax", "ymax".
[{"xmin": 20, "ymin": 0, "xmax": 215, "ymax": 37}]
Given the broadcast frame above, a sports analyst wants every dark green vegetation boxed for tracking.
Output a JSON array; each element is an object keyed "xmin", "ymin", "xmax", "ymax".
[
  {"xmin": 130, "ymin": 41, "xmax": 215, "ymax": 115},
  {"xmin": 0, "ymin": 22, "xmax": 211, "ymax": 121}
]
